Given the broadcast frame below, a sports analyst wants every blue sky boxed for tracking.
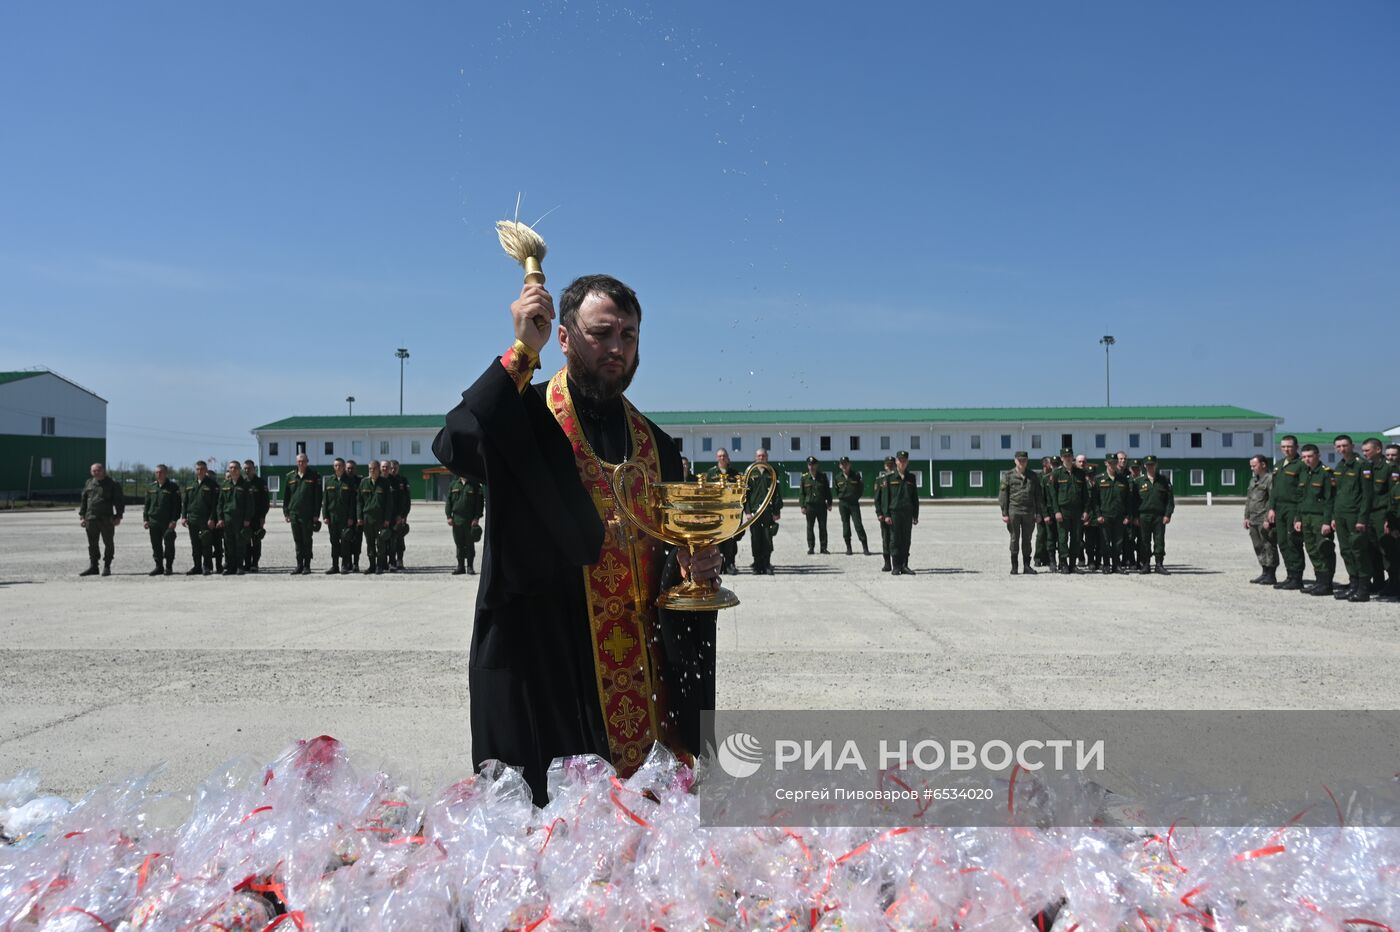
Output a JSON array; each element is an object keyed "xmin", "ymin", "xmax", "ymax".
[{"xmin": 2, "ymin": 1, "xmax": 1396, "ymax": 465}]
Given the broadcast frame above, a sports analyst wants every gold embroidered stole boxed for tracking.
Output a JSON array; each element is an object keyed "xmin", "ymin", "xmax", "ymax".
[{"xmin": 546, "ymin": 369, "xmax": 671, "ymax": 776}]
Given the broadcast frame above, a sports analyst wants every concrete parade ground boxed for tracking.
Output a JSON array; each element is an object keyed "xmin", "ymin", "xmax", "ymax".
[{"xmin": 1, "ymin": 503, "xmax": 1395, "ymax": 798}]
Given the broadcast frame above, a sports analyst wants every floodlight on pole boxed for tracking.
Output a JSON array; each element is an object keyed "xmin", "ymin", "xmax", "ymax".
[
  {"xmin": 346, "ymin": 395, "xmax": 355, "ymax": 416},
  {"xmin": 1099, "ymin": 336, "xmax": 1116, "ymax": 407},
  {"xmin": 395, "ymin": 348, "xmax": 410, "ymax": 415}
]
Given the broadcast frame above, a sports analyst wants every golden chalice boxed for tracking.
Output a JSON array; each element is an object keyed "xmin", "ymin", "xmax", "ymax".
[{"xmin": 611, "ymin": 461, "xmax": 778, "ymax": 611}]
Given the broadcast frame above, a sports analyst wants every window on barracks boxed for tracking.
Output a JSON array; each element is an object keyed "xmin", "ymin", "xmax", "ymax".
[
  {"xmin": 1191, "ymin": 432, "xmax": 1203, "ymax": 448},
  {"xmin": 1000, "ymin": 434, "xmax": 1012, "ymax": 450},
  {"xmin": 880, "ymin": 436, "xmax": 891, "ymax": 450},
  {"xmin": 849, "ymin": 436, "xmax": 860, "ymax": 451},
  {"xmin": 910, "ymin": 435, "xmax": 921, "ymax": 450},
  {"xmin": 1162, "ymin": 469, "xmax": 1174, "ymax": 484},
  {"xmin": 1030, "ymin": 434, "xmax": 1041, "ymax": 450},
  {"xmin": 910, "ymin": 471, "xmax": 923, "ymax": 487},
  {"xmin": 1221, "ymin": 468, "xmax": 1236, "ymax": 486},
  {"xmin": 379, "ymin": 440, "xmax": 389, "ymax": 455},
  {"xmin": 266, "ymin": 475, "xmax": 280, "ymax": 493},
  {"xmin": 940, "ymin": 435, "xmax": 951, "ymax": 450},
  {"xmin": 1128, "ymin": 433, "xmax": 1140, "ymax": 449},
  {"xmin": 1061, "ymin": 434, "xmax": 1073, "ymax": 450},
  {"xmin": 268, "ymin": 442, "xmax": 279, "ymax": 457},
  {"xmin": 819, "ymin": 436, "xmax": 830, "ymax": 451},
  {"xmin": 411, "ymin": 440, "xmax": 421, "ymax": 455},
  {"xmin": 970, "ymin": 470, "xmax": 984, "ymax": 488},
  {"xmin": 702, "ymin": 437, "xmax": 713, "ymax": 452},
  {"xmin": 351, "ymin": 440, "xmax": 363, "ymax": 456},
  {"xmin": 40, "ymin": 457, "xmax": 53, "ymax": 477},
  {"xmin": 295, "ymin": 441, "xmax": 307, "ymax": 455},
  {"xmin": 790, "ymin": 436, "xmax": 801, "ymax": 452},
  {"xmin": 675, "ymin": 437, "xmax": 684, "ymax": 452},
  {"xmin": 732, "ymin": 437, "xmax": 743, "ymax": 452},
  {"xmin": 1160, "ymin": 433, "xmax": 1172, "ymax": 449},
  {"xmin": 324, "ymin": 441, "xmax": 334, "ymax": 456},
  {"xmin": 787, "ymin": 472, "xmax": 803, "ymax": 488},
  {"xmin": 41, "ymin": 416, "xmax": 55, "ymax": 435},
  {"xmin": 761, "ymin": 436, "xmax": 772, "ymax": 450},
  {"xmin": 1221, "ymin": 433, "xmax": 1233, "ymax": 448},
  {"xmin": 970, "ymin": 435, "xmax": 981, "ymax": 450},
  {"xmin": 1253, "ymin": 432, "xmax": 1264, "ymax": 447},
  {"xmin": 1190, "ymin": 468, "xmax": 1204, "ymax": 486},
  {"xmin": 1095, "ymin": 434, "xmax": 1106, "ymax": 449},
  {"xmin": 939, "ymin": 470, "xmax": 953, "ymax": 488}
]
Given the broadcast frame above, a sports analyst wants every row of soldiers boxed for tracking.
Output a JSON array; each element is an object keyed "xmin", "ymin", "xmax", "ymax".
[
  {"xmin": 1243, "ymin": 435, "xmax": 1400, "ymax": 603},
  {"xmin": 75, "ymin": 455, "xmax": 467, "ymax": 576},
  {"xmin": 680, "ymin": 449, "xmax": 921, "ymax": 575},
  {"xmin": 998, "ymin": 448, "xmax": 1175, "ymax": 575}
]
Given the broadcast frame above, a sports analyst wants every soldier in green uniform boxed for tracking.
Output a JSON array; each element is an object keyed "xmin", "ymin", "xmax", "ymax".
[
  {"xmin": 874, "ymin": 455, "xmax": 897, "ymax": 571},
  {"xmin": 1035, "ymin": 456, "xmax": 1058, "ymax": 568},
  {"xmin": 998, "ymin": 451, "xmax": 1041, "ymax": 575},
  {"xmin": 879, "ymin": 450, "xmax": 920, "ymax": 575},
  {"xmin": 321, "ymin": 458, "xmax": 358, "ymax": 575},
  {"xmin": 1381, "ymin": 443, "xmax": 1400, "ymax": 603},
  {"xmin": 357, "ymin": 459, "xmax": 398, "ymax": 574},
  {"xmin": 1091, "ymin": 455, "xmax": 1132, "ymax": 574},
  {"xmin": 216, "ymin": 460, "xmax": 251, "ymax": 575},
  {"xmin": 744, "ymin": 448, "xmax": 782, "ymax": 574},
  {"xmin": 141, "ymin": 464, "xmax": 182, "ymax": 576},
  {"xmin": 344, "ymin": 460, "xmax": 364, "ymax": 571},
  {"xmin": 679, "ymin": 455, "xmax": 696, "ymax": 482},
  {"xmin": 446, "ymin": 474, "xmax": 485, "ymax": 574},
  {"xmin": 388, "ymin": 460, "xmax": 412, "ymax": 571},
  {"xmin": 1134, "ymin": 454, "xmax": 1175, "ymax": 574},
  {"xmin": 77, "ymin": 462, "xmax": 125, "ymax": 576},
  {"xmin": 800, "ymin": 456, "xmax": 833, "ymax": 555},
  {"xmin": 282, "ymin": 452, "xmax": 323, "ymax": 574},
  {"xmin": 181, "ymin": 460, "xmax": 221, "ymax": 575},
  {"xmin": 1243, "ymin": 454, "xmax": 1278, "ymax": 585},
  {"xmin": 1294, "ymin": 443, "xmax": 1336, "ymax": 596},
  {"xmin": 1361, "ymin": 437, "xmax": 1391, "ymax": 598},
  {"xmin": 1328, "ymin": 435, "xmax": 1374, "ymax": 602},
  {"xmin": 705, "ymin": 449, "xmax": 743, "ymax": 574},
  {"xmin": 1050, "ymin": 448, "xmax": 1088, "ymax": 574},
  {"xmin": 1266, "ymin": 435, "xmax": 1307, "ymax": 590},
  {"xmin": 833, "ymin": 456, "xmax": 871, "ymax": 556},
  {"xmin": 242, "ymin": 460, "xmax": 271, "ymax": 572},
  {"xmin": 1078, "ymin": 455, "xmax": 1100, "ymax": 570},
  {"xmin": 1125, "ymin": 459, "xmax": 1145, "ymax": 569},
  {"xmin": 1115, "ymin": 452, "xmax": 1139, "ymax": 569}
]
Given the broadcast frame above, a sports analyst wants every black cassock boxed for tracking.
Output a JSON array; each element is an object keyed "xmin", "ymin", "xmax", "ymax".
[{"xmin": 432, "ymin": 360, "xmax": 717, "ymax": 804}]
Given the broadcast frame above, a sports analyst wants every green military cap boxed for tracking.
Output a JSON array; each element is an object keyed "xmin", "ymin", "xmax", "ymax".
[
  {"xmin": 1060, "ymin": 446, "xmax": 1074, "ymax": 456},
  {"xmin": 838, "ymin": 455, "xmax": 850, "ymax": 464},
  {"xmin": 1142, "ymin": 455, "xmax": 1158, "ymax": 464},
  {"xmin": 883, "ymin": 456, "xmax": 895, "ymax": 465},
  {"xmin": 472, "ymin": 525, "xmax": 483, "ymax": 543},
  {"xmin": 1130, "ymin": 459, "xmax": 1142, "ymax": 468},
  {"xmin": 896, "ymin": 450, "xmax": 909, "ymax": 458},
  {"xmin": 1014, "ymin": 451, "xmax": 1029, "ymax": 458},
  {"xmin": 806, "ymin": 455, "xmax": 819, "ymax": 465}
]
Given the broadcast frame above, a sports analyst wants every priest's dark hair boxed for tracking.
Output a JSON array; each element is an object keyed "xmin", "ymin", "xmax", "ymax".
[{"xmin": 558, "ymin": 274, "xmax": 643, "ymax": 332}]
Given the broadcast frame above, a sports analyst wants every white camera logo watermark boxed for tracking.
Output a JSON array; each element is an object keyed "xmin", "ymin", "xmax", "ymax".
[{"xmin": 715, "ymin": 732, "xmax": 763, "ymax": 778}]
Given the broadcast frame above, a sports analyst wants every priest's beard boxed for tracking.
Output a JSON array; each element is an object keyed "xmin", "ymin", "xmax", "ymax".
[{"xmin": 568, "ymin": 348, "xmax": 640, "ymax": 403}]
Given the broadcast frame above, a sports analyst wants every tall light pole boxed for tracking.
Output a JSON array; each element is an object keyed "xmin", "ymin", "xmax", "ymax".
[
  {"xmin": 346, "ymin": 395, "xmax": 355, "ymax": 416},
  {"xmin": 1099, "ymin": 336, "xmax": 1116, "ymax": 407},
  {"xmin": 395, "ymin": 348, "xmax": 410, "ymax": 415}
]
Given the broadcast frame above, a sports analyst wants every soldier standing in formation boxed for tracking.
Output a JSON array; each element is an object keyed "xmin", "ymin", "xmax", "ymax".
[
  {"xmin": 1078, "ymin": 455, "xmax": 1101, "ymax": 569},
  {"xmin": 1329, "ymin": 435, "xmax": 1374, "ymax": 602},
  {"xmin": 1090, "ymin": 455, "xmax": 1132, "ymax": 574},
  {"xmin": 446, "ymin": 474, "xmax": 485, "ymax": 574},
  {"xmin": 873, "ymin": 456, "xmax": 897, "ymax": 571},
  {"xmin": 388, "ymin": 460, "xmax": 411, "ymax": 571},
  {"xmin": 283, "ymin": 452, "xmax": 322, "ymax": 574},
  {"xmin": 344, "ymin": 460, "xmax": 363, "ymax": 571},
  {"xmin": 878, "ymin": 451, "xmax": 919, "ymax": 575},
  {"xmin": 743, "ymin": 448, "xmax": 781, "ymax": 574},
  {"xmin": 1134, "ymin": 455, "xmax": 1174, "ymax": 574},
  {"xmin": 242, "ymin": 459, "xmax": 270, "ymax": 572},
  {"xmin": 1244, "ymin": 454, "xmax": 1278, "ymax": 585},
  {"xmin": 1295, "ymin": 443, "xmax": 1336, "ymax": 596},
  {"xmin": 1035, "ymin": 456, "xmax": 1058, "ymax": 568},
  {"xmin": 1382, "ymin": 444, "xmax": 1400, "ymax": 602},
  {"xmin": 1267, "ymin": 436, "xmax": 1306, "ymax": 590},
  {"xmin": 182, "ymin": 460, "xmax": 221, "ymax": 575},
  {"xmin": 78, "ymin": 463, "xmax": 124, "ymax": 577},
  {"xmin": 1362, "ymin": 437, "xmax": 1392, "ymax": 599},
  {"xmin": 142, "ymin": 464, "xmax": 181, "ymax": 576},
  {"xmin": 322, "ymin": 457, "xmax": 357, "ymax": 575},
  {"xmin": 216, "ymin": 461, "xmax": 251, "ymax": 575},
  {"xmin": 357, "ymin": 459, "xmax": 398, "ymax": 574},
  {"xmin": 800, "ymin": 455, "xmax": 833, "ymax": 555},
  {"xmin": 1050, "ymin": 448, "xmax": 1088, "ymax": 573},
  {"xmin": 998, "ymin": 451, "xmax": 1041, "ymax": 575},
  {"xmin": 1115, "ymin": 452, "xmax": 1140, "ymax": 569},
  {"xmin": 706, "ymin": 448, "xmax": 742, "ymax": 574},
  {"xmin": 833, "ymin": 456, "xmax": 871, "ymax": 556}
]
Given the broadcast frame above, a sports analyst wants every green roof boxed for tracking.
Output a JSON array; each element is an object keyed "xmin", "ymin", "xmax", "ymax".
[
  {"xmin": 253, "ymin": 415, "xmax": 446, "ymax": 431},
  {"xmin": 646, "ymin": 405, "xmax": 1278, "ymax": 426},
  {"xmin": 0, "ymin": 371, "xmax": 44, "ymax": 386},
  {"xmin": 1290, "ymin": 431, "xmax": 1388, "ymax": 448}
]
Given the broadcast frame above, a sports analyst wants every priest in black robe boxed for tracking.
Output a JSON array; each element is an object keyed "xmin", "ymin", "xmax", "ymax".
[{"xmin": 433, "ymin": 274, "xmax": 720, "ymax": 805}]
